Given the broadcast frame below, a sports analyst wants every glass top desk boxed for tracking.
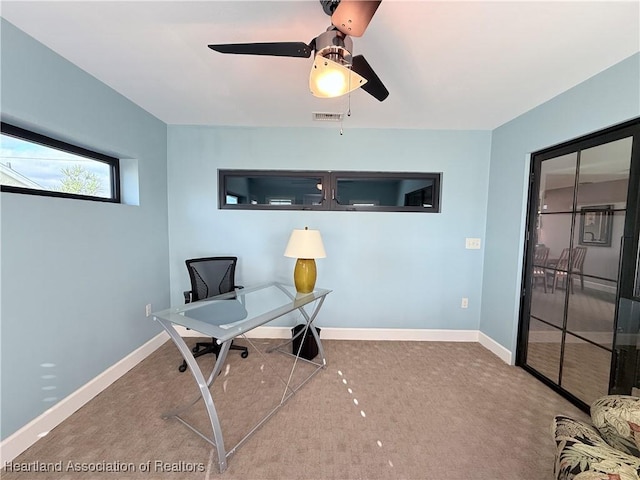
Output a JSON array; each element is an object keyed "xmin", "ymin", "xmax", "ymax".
[{"xmin": 152, "ymin": 282, "xmax": 331, "ymax": 473}]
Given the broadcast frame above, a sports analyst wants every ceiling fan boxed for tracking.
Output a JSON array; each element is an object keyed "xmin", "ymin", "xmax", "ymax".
[{"xmin": 208, "ymin": 0, "xmax": 389, "ymax": 102}]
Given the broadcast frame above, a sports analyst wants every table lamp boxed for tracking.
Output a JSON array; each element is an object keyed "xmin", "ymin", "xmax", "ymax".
[{"xmin": 284, "ymin": 227, "xmax": 326, "ymax": 294}]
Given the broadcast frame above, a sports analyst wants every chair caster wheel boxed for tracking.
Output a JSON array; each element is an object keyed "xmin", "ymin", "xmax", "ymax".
[
  {"xmin": 178, "ymin": 363, "xmax": 187, "ymax": 372},
  {"xmin": 241, "ymin": 351, "xmax": 249, "ymax": 358}
]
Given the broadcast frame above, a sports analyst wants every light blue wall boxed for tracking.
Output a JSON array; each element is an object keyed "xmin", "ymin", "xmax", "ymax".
[
  {"xmin": 480, "ymin": 53, "xmax": 640, "ymax": 353},
  {"xmin": 2, "ymin": 11, "xmax": 637, "ymax": 445},
  {"xmin": 167, "ymin": 127, "xmax": 492, "ymax": 331},
  {"xmin": 0, "ymin": 19, "xmax": 170, "ymax": 439}
]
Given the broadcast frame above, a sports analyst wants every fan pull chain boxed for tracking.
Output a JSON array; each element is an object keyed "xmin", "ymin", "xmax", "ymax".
[
  {"xmin": 340, "ymin": 95, "xmax": 348, "ymax": 136},
  {"xmin": 338, "ymin": 59, "xmax": 361, "ymax": 135},
  {"xmin": 339, "ymin": 74, "xmax": 353, "ymax": 136}
]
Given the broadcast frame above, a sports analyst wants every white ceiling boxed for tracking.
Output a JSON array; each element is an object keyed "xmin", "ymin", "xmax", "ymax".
[{"xmin": 1, "ymin": 1, "xmax": 639, "ymax": 130}]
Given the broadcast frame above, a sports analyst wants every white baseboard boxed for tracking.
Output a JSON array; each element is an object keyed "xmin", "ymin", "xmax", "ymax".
[
  {"xmin": 2, "ymin": 327, "xmax": 511, "ymax": 465},
  {"xmin": 479, "ymin": 331, "xmax": 514, "ymax": 365},
  {"xmin": 584, "ymin": 280, "xmax": 617, "ymax": 294},
  {"xmin": 313, "ymin": 327, "xmax": 481, "ymax": 342},
  {"xmin": 0, "ymin": 332, "xmax": 169, "ymax": 466},
  {"xmin": 178, "ymin": 325, "xmax": 481, "ymax": 342},
  {"xmin": 176, "ymin": 325, "xmax": 295, "ymax": 339}
]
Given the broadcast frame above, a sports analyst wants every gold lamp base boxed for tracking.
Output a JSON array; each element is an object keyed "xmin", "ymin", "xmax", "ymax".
[{"xmin": 293, "ymin": 258, "xmax": 317, "ymax": 294}]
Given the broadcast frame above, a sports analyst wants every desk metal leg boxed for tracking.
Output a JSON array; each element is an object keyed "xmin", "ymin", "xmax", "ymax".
[
  {"xmin": 300, "ymin": 297, "xmax": 326, "ymax": 365},
  {"xmin": 155, "ymin": 318, "xmax": 230, "ymax": 473},
  {"xmin": 266, "ymin": 295, "xmax": 327, "ymax": 366},
  {"xmin": 154, "ymin": 290, "xmax": 328, "ymax": 474}
]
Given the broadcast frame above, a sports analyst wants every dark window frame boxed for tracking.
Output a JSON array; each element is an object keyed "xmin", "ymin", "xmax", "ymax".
[
  {"xmin": 218, "ymin": 170, "xmax": 328, "ymax": 211},
  {"xmin": 331, "ymin": 171, "xmax": 441, "ymax": 213},
  {"xmin": 218, "ymin": 169, "xmax": 442, "ymax": 213},
  {"xmin": 1, "ymin": 122, "xmax": 121, "ymax": 203},
  {"xmin": 516, "ymin": 116, "xmax": 640, "ymax": 413}
]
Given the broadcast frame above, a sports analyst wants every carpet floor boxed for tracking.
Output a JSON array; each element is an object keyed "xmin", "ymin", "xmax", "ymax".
[{"xmin": 2, "ymin": 338, "xmax": 588, "ymax": 479}]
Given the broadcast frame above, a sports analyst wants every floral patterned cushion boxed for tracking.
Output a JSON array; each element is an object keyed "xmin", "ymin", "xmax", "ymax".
[
  {"xmin": 592, "ymin": 396, "xmax": 640, "ymax": 458},
  {"xmin": 553, "ymin": 415, "xmax": 640, "ymax": 480}
]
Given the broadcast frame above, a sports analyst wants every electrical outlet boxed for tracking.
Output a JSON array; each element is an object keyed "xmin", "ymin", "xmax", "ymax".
[
  {"xmin": 465, "ymin": 238, "xmax": 481, "ymax": 249},
  {"xmin": 461, "ymin": 298, "xmax": 469, "ymax": 309},
  {"xmin": 145, "ymin": 304, "xmax": 152, "ymax": 317}
]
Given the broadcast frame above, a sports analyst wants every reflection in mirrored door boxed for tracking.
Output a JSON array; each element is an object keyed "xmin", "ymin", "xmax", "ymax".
[{"xmin": 519, "ymin": 119, "xmax": 639, "ymax": 410}]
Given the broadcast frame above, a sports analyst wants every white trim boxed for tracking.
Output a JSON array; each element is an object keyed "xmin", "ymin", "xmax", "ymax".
[
  {"xmin": 179, "ymin": 325, "xmax": 482, "ymax": 342},
  {"xmin": 312, "ymin": 327, "xmax": 480, "ymax": 342},
  {"xmin": 2, "ymin": 327, "xmax": 512, "ymax": 464},
  {"xmin": 479, "ymin": 331, "xmax": 514, "ymax": 365},
  {"xmin": 583, "ymin": 279, "xmax": 617, "ymax": 294},
  {"xmin": 0, "ymin": 332, "xmax": 169, "ymax": 466}
]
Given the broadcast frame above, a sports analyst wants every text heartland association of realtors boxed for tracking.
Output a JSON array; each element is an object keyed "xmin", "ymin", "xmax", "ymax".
[{"xmin": 3, "ymin": 460, "xmax": 206, "ymax": 473}]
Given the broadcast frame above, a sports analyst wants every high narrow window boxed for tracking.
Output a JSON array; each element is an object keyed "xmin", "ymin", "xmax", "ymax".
[
  {"xmin": 219, "ymin": 171, "xmax": 327, "ymax": 210},
  {"xmin": 332, "ymin": 172, "xmax": 440, "ymax": 212},
  {"xmin": 219, "ymin": 170, "xmax": 441, "ymax": 213},
  {"xmin": 1, "ymin": 122, "xmax": 120, "ymax": 203}
]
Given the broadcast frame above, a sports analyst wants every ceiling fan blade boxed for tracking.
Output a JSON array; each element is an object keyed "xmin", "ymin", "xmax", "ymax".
[
  {"xmin": 208, "ymin": 42, "xmax": 312, "ymax": 58},
  {"xmin": 331, "ymin": 0, "xmax": 381, "ymax": 37},
  {"xmin": 351, "ymin": 55, "xmax": 388, "ymax": 102}
]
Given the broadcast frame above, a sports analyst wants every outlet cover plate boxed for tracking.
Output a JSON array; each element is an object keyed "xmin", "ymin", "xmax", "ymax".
[{"xmin": 465, "ymin": 238, "xmax": 481, "ymax": 249}]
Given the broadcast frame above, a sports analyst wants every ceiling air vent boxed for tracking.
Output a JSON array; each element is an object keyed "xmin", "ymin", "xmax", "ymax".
[{"xmin": 312, "ymin": 112, "xmax": 344, "ymax": 122}]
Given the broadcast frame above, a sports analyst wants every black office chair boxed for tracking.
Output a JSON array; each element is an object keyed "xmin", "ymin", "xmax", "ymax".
[{"xmin": 178, "ymin": 256, "xmax": 249, "ymax": 372}]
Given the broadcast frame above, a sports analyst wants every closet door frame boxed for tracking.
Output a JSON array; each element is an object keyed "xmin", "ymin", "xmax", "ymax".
[{"xmin": 516, "ymin": 117, "xmax": 640, "ymax": 412}]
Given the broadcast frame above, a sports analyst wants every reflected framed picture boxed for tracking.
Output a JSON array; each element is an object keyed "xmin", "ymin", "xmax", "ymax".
[{"xmin": 579, "ymin": 205, "xmax": 613, "ymax": 247}]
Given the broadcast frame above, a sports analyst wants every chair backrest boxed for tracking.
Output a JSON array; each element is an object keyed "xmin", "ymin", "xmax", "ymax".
[
  {"xmin": 572, "ymin": 246, "xmax": 587, "ymax": 271},
  {"xmin": 534, "ymin": 246, "xmax": 549, "ymax": 266},
  {"xmin": 185, "ymin": 256, "xmax": 238, "ymax": 302},
  {"xmin": 555, "ymin": 248, "xmax": 571, "ymax": 271}
]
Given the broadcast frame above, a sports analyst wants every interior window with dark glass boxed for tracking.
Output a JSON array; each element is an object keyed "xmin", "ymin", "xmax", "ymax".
[
  {"xmin": 333, "ymin": 174, "xmax": 439, "ymax": 211},
  {"xmin": 223, "ymin": 174, "xmax": 325, "ymax": 207},
  {"xmin": 219, "ymin": 170, "xmax": 441, "ymax": 212}
]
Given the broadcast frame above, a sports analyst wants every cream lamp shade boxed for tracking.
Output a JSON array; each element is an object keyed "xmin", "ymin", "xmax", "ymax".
[
  {"xmin": 309, "ymin": 55, "xmax": 367, "ymax": 99},
  {"xmin": 284, "ymin": 227, "xmax": 326, "ymax": 293}
]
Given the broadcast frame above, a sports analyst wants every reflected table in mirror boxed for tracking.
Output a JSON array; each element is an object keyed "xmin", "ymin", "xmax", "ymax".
[{"xmin": 152, "ymin": 282, "xmax": 331, "ymax": 473}]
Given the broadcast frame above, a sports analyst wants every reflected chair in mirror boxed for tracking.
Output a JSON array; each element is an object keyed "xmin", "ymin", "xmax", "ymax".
[
  {"xmin": 178, "ymin": 256, "xmax": 248, "ymax": 372},
  {"xmin": 572, "ymin": 246, "xmax": 587, "ymax": 290},
  {"xmin": 550, "ymin": 247, "xmax": 588, "ymax": 294},
  {"xmin": 532, "ymin": 245, "xmax": 550, "ymax": 293},
  {"xmin": 550, "ymin": 248, "xmax": 571, "ymax": 293}
]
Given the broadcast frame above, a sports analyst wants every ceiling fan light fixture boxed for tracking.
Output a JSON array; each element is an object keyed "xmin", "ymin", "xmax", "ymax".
[{"xmin": 309, "ymin": 55, "xmax": 367, "ymax": 98}]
